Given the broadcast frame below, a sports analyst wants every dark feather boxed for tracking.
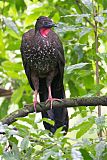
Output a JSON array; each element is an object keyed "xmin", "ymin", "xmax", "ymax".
[{"xmin": 20, "ymin": 16, "xmax": 69, "ymax": 134}]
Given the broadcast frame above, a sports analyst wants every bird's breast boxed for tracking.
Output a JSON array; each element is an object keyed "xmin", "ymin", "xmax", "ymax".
[{"xmin": 25, "ymin": 39, "xmax": 58, "ymax": 74}]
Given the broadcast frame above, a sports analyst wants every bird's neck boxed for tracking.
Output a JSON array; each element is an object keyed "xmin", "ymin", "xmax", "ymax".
[{"xmin": 40, "ymin": 28, "xmax": 51, "ymax": 37}]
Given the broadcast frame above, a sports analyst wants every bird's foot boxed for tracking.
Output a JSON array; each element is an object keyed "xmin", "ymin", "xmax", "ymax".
[{"xmin": 45, "ymin": 98, "xmax": 63, "ymax": 109}]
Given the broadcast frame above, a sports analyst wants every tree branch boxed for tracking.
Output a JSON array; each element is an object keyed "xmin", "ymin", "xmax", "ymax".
[
  {"xmin": 0, "ymin": 88, "xmax": 13, "ymax": 97},
  {"xmin": 1, "ymin": 96, "xmax": 107, "ymax": 126}
]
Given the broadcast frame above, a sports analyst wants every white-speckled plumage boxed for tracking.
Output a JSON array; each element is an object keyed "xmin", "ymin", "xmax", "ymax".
[{"xmin": 21, "ymin": 29, "xmax": 60, "ymax": 75}]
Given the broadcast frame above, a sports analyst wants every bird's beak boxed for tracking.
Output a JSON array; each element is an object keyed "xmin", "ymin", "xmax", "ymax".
[
  {"xmin": 53, "ymin": 23, "xmax": 57, "ymax": 27},
  {"xmin": 44, "ymin": 22, "xmax": 57, "ymax": 28}
]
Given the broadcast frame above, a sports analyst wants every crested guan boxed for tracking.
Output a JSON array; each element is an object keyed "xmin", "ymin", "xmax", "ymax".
[{"xmin": 20, "ymin": 16, "xmax": 69, "ymax": 134}]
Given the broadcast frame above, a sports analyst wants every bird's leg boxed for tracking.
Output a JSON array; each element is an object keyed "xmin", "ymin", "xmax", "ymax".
[
  {"xmin": 45, "ymin": 85, "xmax": 62, "ymax": 109},
  {"xmin": 45, "ymin": 71, "xmax": 62, "ymax": 109},
  {"xmin": 33, "ymin": 89, "xmax": 38, "ymax": 112},
  {"xmin": 31, "ymin": 72, "xmax": 39, "ymax": 112}
]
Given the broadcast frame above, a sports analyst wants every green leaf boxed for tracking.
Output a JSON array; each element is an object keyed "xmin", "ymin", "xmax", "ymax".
[
  {"xmin": 78, "ymin": 106, "xmax": 87, "ymax": 118},
  {"xmin": 95, "ymin": 141, "xmax": 106, "ymax": 158},
  {"xmin": 76, "ymin": 117, "xmax": 95, "ymax": 138},
  {"xmin": 20, "ymin": 137, "xmax": 29, "ymax": 151},
  {"xmin": 71, "ymin": 148, "xmax": 82, "ymax": 159},
  {"xmin": 15, "ymin": 0, "xmax": 26, "ymax": 12},
  {"xmin": 12, "ymin": 143, "xmax": 20, "ymax": 160},
  {"xmin": 3, "ymin": 152, "xmax": 16, "ymax": 160},
  {"xmin": 2, "ymin": 61, "xmax": 23, "ymax": 72},
  {"xmin": 0, "ymin": 144, "xmax": 3, "ymax": 155},
  {"xmin": 17, "ymin": 116, "xmax": 38, "ymax": 129},
  {"xmin": 81, "ymin": 0, "xmax": 93, "ymax": 11},
  {"xmin": 25, "ymin": 13, "xmax": 38, "ymax": 27},
  {"xmin": 80, "ymin": 28, "xmax": 92, "ymax": 38},
  {"xmin": 70, "ymin": 111, "xmax": 80, "ymax": 119},
  {"xmin": 81, "ymin": 0, "xmax": 92, "ymax": 6},
  {"xmin": 80, "ymin": 148, "xmax": 93, "ymax": 160},
  {"xmin": 3, "ymin": 16, "xmax": 19, "ymax": 34},
  {"xmin": 95, "ymin": 16, "xmax": 105, "ymax": 24},
  {"xmin": 13, "ymin": 123, "xmax": 30, "ymax": 137},
  {"xmin": 69, "ymin": 117, "xmax": 95, "ymax": 138},
  {"xmin": 0, "ymin": 99, "xmax": 9, "ymax": 119},
  {"xmin": 0, "ymin": 30, "xmax": 5, "ymax": 52},
  {"xmin": 102, "ymin": 1, "xmax": 107, "ymax": 9},
  {"xmin": 11, "ymin": 87, "xmax": 24, "ymax": 104},
  {"xmin": 3, "ymin": 143, "xmax": 20, "ymax": 160},
  {"xmin": 9, "ymin": 136, "xmax": 18, "ymax": 145},
  {"xmin": 42, "ymin": 118, "xmax": 55, "ymax": 126},
  {"xmin": 76, "ymin": 121, "xmax": 93, "ymax": 138},
  {"xmin": 6, "ymin": 71, "xmax": 20, "ymax": 79},
  {"xmin": 65, "ymin": 63, "xmax": 89, "ymax": 74},
  {"xmin": 7, "ymin": 28, "xmax": 21, "ymax": 40},
  {"xmin": 54, "ymin": 127, "xmax": 63, "ymax": 137}
]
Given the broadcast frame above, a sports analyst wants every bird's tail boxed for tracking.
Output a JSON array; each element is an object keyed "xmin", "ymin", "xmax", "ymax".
[{"xmin": 39, "ymin": 75, "xmax": 69, "ymax": 134}]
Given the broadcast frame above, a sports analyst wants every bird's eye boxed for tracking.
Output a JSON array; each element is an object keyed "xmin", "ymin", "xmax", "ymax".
[{"xmin": 44, "ymin": 21, "xmax": 48, "ymax": 25}]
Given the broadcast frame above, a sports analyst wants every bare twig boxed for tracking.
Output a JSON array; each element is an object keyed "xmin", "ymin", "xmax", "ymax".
[{"xmin": 93, "ymin": 3, "xmax": 102, "ymax": 138}]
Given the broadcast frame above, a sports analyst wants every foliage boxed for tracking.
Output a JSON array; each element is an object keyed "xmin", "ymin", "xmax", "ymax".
[
  {"xmin": 0, "ymin": 0, "xmax": 107, "ymax": 159},
  {"xmin": 0, "ymin": 115, "xmax": 107, "ymax": 160}
]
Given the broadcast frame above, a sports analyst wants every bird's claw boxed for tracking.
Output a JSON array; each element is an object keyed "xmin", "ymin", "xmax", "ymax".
[{"xmin": 45, "ymin": 98, "xmax": 63, "ymax": 109}]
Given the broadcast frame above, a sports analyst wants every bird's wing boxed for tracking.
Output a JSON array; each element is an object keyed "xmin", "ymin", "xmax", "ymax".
[
  {"xmin": 52, "ymin": 32, "xmax": 65, "ymax": 87},
  {"xmin": 54, "ymin": 33, "xmax": 65, "ymax": 64},
  {"xmin": 20, "ymin": 30, "xmax": 35, "ymax": 90}
]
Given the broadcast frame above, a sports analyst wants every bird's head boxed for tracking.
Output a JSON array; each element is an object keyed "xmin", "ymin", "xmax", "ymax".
[{"xmin": 35, "ymin": 16, "xmax": 56, "ymax": 37}]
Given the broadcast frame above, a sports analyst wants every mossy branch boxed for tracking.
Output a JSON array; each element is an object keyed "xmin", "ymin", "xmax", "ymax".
[{"xmin": 1, "ymin": 96, "xmax": 107, "ymax": 126}]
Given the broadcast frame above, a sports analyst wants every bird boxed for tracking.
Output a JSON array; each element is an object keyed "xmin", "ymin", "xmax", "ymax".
[{"xmin": 20, "ymin": 16, "xmax": 69, "ymax": 134}]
